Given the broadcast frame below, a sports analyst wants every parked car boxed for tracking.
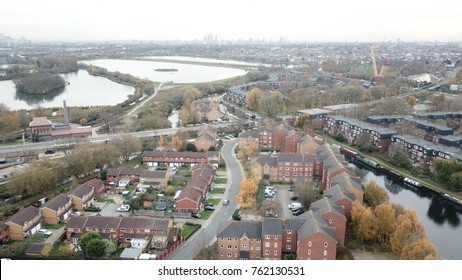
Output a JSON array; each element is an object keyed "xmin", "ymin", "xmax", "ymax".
[
  {"xmin": 85, "ymin": 205, "xmax": 101, "ymax": 212},
  {"xmin": 117, "ymin": 204, "xmax": 130, "ymax": 212},
  {"xmin": 204, "ymin": 205, "xmax": 215, "ymax": 211},
  {"xmin": 290, "ymin": 195, "xmax": 299, "ymax": 201},
  {"xmin": 71, "ymin": 211, "xmax": 83, "ymax": 217},
  {"xmin": 37, "ymin": 229, "xmax": 52, "ymax": 236},
  {"xmin": 171, "ymin": 166, "xmax": 177, "ymax": 171},
  {"xmin": 292, "ymin": 208, "xmax": 304, "ymax": 216},
  {"xmin": 191, "ymin": 212, "xmax": 201, "ymax": 219},
  {"xmin": 44, "ymin": 149, "xmax": 55, "ymax": 154},
  {"xmin": 223, "ymin": 199, "xmax": 229, "ymax": 206}
]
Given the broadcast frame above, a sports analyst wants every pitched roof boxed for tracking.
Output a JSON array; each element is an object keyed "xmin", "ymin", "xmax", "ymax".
[
  {"xmin": 239, "ymin": 130, "xmax": 259, "ymax": 139},
  {"xmin": 262, "ymin": 218, "xmax": 283, "ymax": 235},
  {"xmin": 330, "ymin": 173, "xmax": 363, "ymax": 193},
  {"xmin": 85, "ymin": 216, "xmax": 122, "ymax": 229},
  {"xmin": 29, "ymin": 117, "xmax": 52, "ymax": 127},
  {"xmin": 6, "ymin": 206, "xmax": 40, "ymax": 226},
  {"xmin": 140, "ymin": 170, "xmax": 167, "ymax": 179},
  {"xmin": 118, "ymin": 217, "xmax": 166, "ymax": 230},
  {"xmin": 187, "ymin": 176, "xmax": 209, "ymax": 192},
  {"xmin": 66, "ymin": 217, "xmax": 88, "ymax": 228},
  {"xmin": 293, "ymin": 210, "xmax": 337, "ymax": 242},
  {"xmin": 217, "ymin": 221, "xmax": 262, "ymax": 239},
  {"xmin": 68, "ymin": 183, "xmax": 93, "ymax": 199},
  {"xmin": 310, "ymin": 197, "xmax": 347, "ymax": 221},
  {"xmin": 25, "ymin": 243, "xmax": 50, "ymax": 255},
  {"xmin": 176, "ymin": 187, "xmax": 202, "ymax": 203},
  {"xmin": 257, "ymin": 156, "xmax": 278, "ymax": 167},
  {"xmin": 41, "ymin": 194, "xmax": 70, "ymax": 212},
  {"xmin": 324, "ymin": 185, "xmax": 355, "ymax": 203}
]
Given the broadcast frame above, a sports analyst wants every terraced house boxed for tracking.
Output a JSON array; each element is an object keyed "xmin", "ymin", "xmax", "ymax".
[{"xmin": 40, "ymin": 193, "xmax": 73, "ymax": 225}]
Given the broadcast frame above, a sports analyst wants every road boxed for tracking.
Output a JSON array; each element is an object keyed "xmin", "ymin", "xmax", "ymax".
[{"xmin": 167, "ymin": 139, "xmax": 243, "ymax": 260}]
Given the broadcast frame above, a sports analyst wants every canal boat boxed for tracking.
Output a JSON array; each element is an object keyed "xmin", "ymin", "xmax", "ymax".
[
  {"xmin": 403, "ymin": 177, "xmax": 421, "ymax": 187},
  {"xmin": 442, "ymin": 193, "xmax": 462, "ymax": 207},
  {"xmin": 354, "ymin": 155, "xmax": 380, "ymax": 169}
]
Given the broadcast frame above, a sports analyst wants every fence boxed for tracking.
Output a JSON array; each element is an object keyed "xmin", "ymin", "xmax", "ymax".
[
  {"xmin": 156, "ymin": 236, "xmax": 185, "ymax": 260},
  {"xmin": 134, "ymin": 209, "xmax": 191, "ymax": 219}
]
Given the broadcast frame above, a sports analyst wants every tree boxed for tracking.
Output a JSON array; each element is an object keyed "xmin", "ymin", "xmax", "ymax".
[
  {"xmin": 164, "ymin": 185, "xmax": 176, "ymax": 196},
  {"xmin": 400, "ymin": 239, "xmax": 439, "ymax": 260},
  {"xmin": 258, "ymin": 199, "xmax": 282, "ymax": 217},
  {"xmin": 239, "ymin": 179, "xmax": 258, "ymax": 196},
  {"xmin": 248, "ymin": 162, "xmax": 262, "ymax": 183},
  {"xmin": 113, "ymin": 134, "xmax": 142, "ymax": 162},
  {"xmin": 185, "ymin": 143, "xmax": 197, "ymax": 152},
  {"xmin": 295, "ymin": 115, "xmax": 310, "ymax": 129},
  {"xmin": 19, "ymin": 110, "xmax": 31, "ymax": 134},
  {"xmin": 390, "ymin": 210, "xmax": 426, "ymax": 254},
  {"xmin": 407, "ymin": 95, "xmax": 417, "ymax": 107},
  {"xmin": 79, "ymin": 118, "xmax": 88, "ymax": 126},
  {"xmin": 364, "ymin": 180, "xmax": 390, "ymax": 208},
  {"xmin": 295, "ymin": 178, "xmax": 318, "ymax": 209},
  {"xmin": 246, "ymin": 88, "xmax": 263, "ymax": 111},
  {"xmin": 236, "ymin": 190, "xmax": 254, "ymax": 209},
  {"xmin": 374, "ymin": 203, "xmax": 396, "ymax": 245},
  {"xmin": 7, "ymin": 164, "xmax": 61, "ymax": 197},
  {"xmin": 79, "ymin": 232, "xmax": 117, "ymax": 259}
]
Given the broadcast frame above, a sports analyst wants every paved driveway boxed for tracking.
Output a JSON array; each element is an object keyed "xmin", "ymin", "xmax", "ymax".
[{"xmin": 275, "ymin": 185, "xmax": 294, "ymax": 219}]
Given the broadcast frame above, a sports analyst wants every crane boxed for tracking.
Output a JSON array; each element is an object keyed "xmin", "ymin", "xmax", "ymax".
[{"xmin": 369, "ymin": 44, "xmax": 388, "ymax": 83}]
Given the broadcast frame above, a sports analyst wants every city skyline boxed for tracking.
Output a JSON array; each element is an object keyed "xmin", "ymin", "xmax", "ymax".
[{"xmin": 1, "ymin": 0, "xmax": 462, "ymax": 43}]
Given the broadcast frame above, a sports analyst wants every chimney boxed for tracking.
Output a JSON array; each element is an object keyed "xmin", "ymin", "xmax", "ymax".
[{"xmin": 63, "ymin": 100, "xmax": 69, "ymax": 125}]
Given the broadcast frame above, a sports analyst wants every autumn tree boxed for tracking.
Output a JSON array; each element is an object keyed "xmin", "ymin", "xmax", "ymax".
[
  {"xmin": 400, "ymin": 239, "xmax": 439, "ymax": 260},
  {"xmin": 259, "ymin": 91, "xmax": 285, "ymax": 116},
  {"xmin": 295, "ymin": 178, "xmax": 318, "ymax": 209},
  {"xmin": 246, "ymin": 88, "xmax": 263, "ymax": 111},
  {"xmin": 112, "ymin": 133, "xmax": 142, "ymax": 162},
  {"xmin": 258, "ymin": 199, "xmax": 282, "ymax": 217},
  {"xmin": 407, "ymin": 95, "xmax": 417, "ymax": 107},
  {"xmin": 351, "ymin": 201, "xmax": 379, "ymax": 242},
  {"xmin": 79, "ymin": 118, "xmax": 88, "ymax": 126},
  {"xmin": 364, "ymin": 180, "xmax": 390, "ymax": 208},
  {"xmin": 171, "ymin": 131, "xmax": 189, "ymax": 151},
  {"xmin": 374, "ymin": 203, "xmax": 396, "ymax": 245},
  {"xmin": 390, "ymin": 210, "xmax": 426, "ymax": 254},
  {"xmin": 248, "ymin": 162, "xmax": 262, "ymax": 183},
  {"xmin": 7, "ymin": 164, "xmax": 62, "ymax": 197},
  {"xmin": 236, "ymin": 179, "xmax": 258, "ymax": 209}
]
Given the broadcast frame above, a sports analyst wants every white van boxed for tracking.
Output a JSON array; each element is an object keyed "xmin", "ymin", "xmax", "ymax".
[{"xmin": 288, "ymin": 202, "xmax": 302, "ymax": 210}]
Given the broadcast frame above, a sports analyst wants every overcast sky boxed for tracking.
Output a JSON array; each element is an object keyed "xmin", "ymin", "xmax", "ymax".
[{"xmin": 1, "ymin": 0, "xmax": 461, "ymax": 42}]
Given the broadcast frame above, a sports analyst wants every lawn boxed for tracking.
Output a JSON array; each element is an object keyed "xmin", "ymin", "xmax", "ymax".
[
  {"xmin": 218, "ymin": 166, "xmax": 227, "ymax": 172},
  {"xmin": 43, "ymin": 223, "xmax": 67, "ymax": 229},
  {"xmin": 97, "ymin": 198, "xmax": 116, "ymax": 204},
  {"xmin": 256, "ymin": 187, "xmax": 266, "ymax": 203},
  {"xmin": 214, "ymin": 177, "xmax": 227, "ymax": 184},
  {"xmin": 178, "ymin": 166, "xmax": 190, "ymax": 172},
  {"xmin": 204, "ymin": 198, "xmax": 221, "ymax": 205},
  {"xmin": 200, "ymin": 211, "xmax": 213, "ymax": 220},
  {"xmin": 209, "ymin": 188, "xmax": 225, "ymax": 194},
  {"xmin": 181, "ymin": 223, "xmax": 201, "ymax": 239},
  {"xmin": 121, "ymin": 154, "xmax": 142, "ymax": 168}
]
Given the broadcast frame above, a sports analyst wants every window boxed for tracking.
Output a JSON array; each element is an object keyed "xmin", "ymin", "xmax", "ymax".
[
  {"xmin": 328, "ymin": 219, "xmax": 332, "ymax": 224},
  {"xmin": 221, "ymin": 244, "xmax": 224, "ymax": 248},
  {"xmin": 286, "ymin": 245, "xmax": 291, "ymax": 250},
  {"xmin": 265, "ymin": 235, "xmax": 270, "ymax": 239},
  {"xmin": 275, "ymin": 236, "xmax": 278, "ymax": 240},
  {"xmin": 308, "ymin": 241, "xmax": 312, "ymax": 247},
  {"xmin": 242, "ymin": 243, "xmax": 247, "ymax": 247},
  {"xmin": 286, "ymin": 237, "xmax": 292, "ymax": 242},
  {"xmin": 274, "ymin": 250, "xmax": 277, "ymax": 256},
  {"xmin": 287, "ymin": 230, "xmax": 292, "ymax": 234},
  {"xmin": 227, "ymin": 252, "xmax": 232, "ymax": 257},
  {"xmin": 227, "ymin": 245, "xmax": 232, "ymax": 249},
  {"xmin": 308, "ymin": 250, "xmax": 311, "ymax": 255},
  {"xmin": 265, "ymin": 242, "xmax": 270, "ymax": 248},
  {"xmin": 227, "ymin": 238, "xmax": 232, "ymax": 241},
  {"xmin": 265, "ymin": 250, "xmax": 269, "ymax": 255},
  {"xmin": 221, "ymin": 253, "xmax": 224, "ymax": 256},
  {"xmin": 324, "ymin": 250, "xmax": 328, "ymax": 256},
  {"xmin": 324, "ymin": 242, "xmax": 328, "ymax": 248},
  {"xmin": 235, "ymin": 245, "xmax": 238, "ymax": 249},
  {"xmin": 274, "ymin": 243, "xmax": 278, "ymax": 248}
]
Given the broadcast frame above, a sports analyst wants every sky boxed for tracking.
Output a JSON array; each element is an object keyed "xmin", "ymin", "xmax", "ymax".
[{"xmin": 1, "ymin": 0, "xmax": 461, "ymax": 42}]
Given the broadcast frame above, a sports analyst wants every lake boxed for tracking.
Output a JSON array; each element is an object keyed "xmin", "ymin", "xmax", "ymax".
[
  {"xmin": 143, "ymin": 56, "xmax": 271, "ymax": 67},
  {"xmin": 1, "ymin": 58, "xmax": 248, "ymax": 110},
  {"xmin": 0, "ymin": 70, "xmax": 134, "ymax": 111},
  {"xmin": 81, "ymin": 59, "xmax": 247, "ymax": 83}
]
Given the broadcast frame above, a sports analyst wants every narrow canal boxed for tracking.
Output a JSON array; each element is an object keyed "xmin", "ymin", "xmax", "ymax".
[{"xmin": 353, "ymin": 164, "xmax": 462, "ymax": 260}]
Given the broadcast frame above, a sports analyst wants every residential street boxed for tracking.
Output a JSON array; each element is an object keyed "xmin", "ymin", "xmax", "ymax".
[{"xmin": 167, "ymin": 139, "xmax": 243, "ymax": 260}]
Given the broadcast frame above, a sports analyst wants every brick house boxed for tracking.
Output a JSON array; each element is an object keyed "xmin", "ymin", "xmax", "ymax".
[
  {"xmin": 142, "ymin": 151, "xmax": 221, "ymax": 168},
  {"xmin": 175, "ymin": 188, "xmax": 202, "ymax": 213},
  {"xmin": 238, "ymin": 130, "xmax": 259, "ymax": 150},
  {"xmin": 330, "ymin": 173, "xmax": 364, "ymax": 203},
  {"xmin": 106, "ymin": 167, "xmax": 142, "ymax": 183},
  {"xmin": 68, "ymin": 179, "xmax": 104, "ymax": 211},
  {"xmin": 5, "ymin": 206, "xmax": 43, "ymax": 240},
  {"xmin": 217, "ymin": 212, "xmax": 338, "ymax": 260},
  {"xmin": 216, "ymin": 221, "xmax": 262, "ymax": 260},
  {"xmin": 298, "ymin": 135, "xmax": 321, "ymax": 155},
  {"xmin": 138, "ymin": 170, "xmax": 169, "ymax": 189},
  {"xmin": 65, "ymin": 216, "xmax": 173, "ymax": 248},
  {"xmin": 310, "ymin": 197, "xmax": 347, "ymax": 244},
  {"xmin": 323, "ymin": 185, "xmax": 356, "ymax": 217},
  {"xmin": 282, "ymin": 130, "xmax": 302, "ymax": 153},
  {"xmin": 29, "ymin": 117, "xmax": 52, "ymax": 137},
  {"xmin": 186, "ymin": 176, "xmax": 210, "ymax": 199},
  {"xmin": 40, "ymin": 193, "xmax": 73, "ymax": 225},
  {"xmin": 295, "ymin": 108, "xmax": 330, "ymax": 130},
  {"xmin": 195, "ymin": 126, "xmax": 217, "ymax": 152},
  {"xmin": 194, "ymin": 100, "xmax": 221, "ymax": 122},
  {"xmin": 261, "ymin": 219, "xmax": 283, "ymax": 260}
]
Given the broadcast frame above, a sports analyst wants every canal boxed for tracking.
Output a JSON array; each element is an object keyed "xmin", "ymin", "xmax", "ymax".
[{"xmin": 353, "ymin": 164, "xmax": 462, "ymax": 260}]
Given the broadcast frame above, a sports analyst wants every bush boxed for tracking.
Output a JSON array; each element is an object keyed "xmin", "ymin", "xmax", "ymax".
[{"xmin": 232, "ymin": 209, "xmax": 241, "ymax": 221}]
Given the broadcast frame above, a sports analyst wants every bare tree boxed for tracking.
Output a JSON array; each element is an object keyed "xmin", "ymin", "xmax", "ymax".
[
  {"xmin": 295, "ymin": 178, "xmax": 318, "ymax": 208},
  {"xmin": 113, "ymin": 134, "xmax": 142, "ymax": 162}
]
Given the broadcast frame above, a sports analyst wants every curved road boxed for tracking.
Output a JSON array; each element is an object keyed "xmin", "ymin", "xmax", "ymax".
[{"xmin": 167, "ymin": 139, "xmax": 243, "ymax": 260}]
